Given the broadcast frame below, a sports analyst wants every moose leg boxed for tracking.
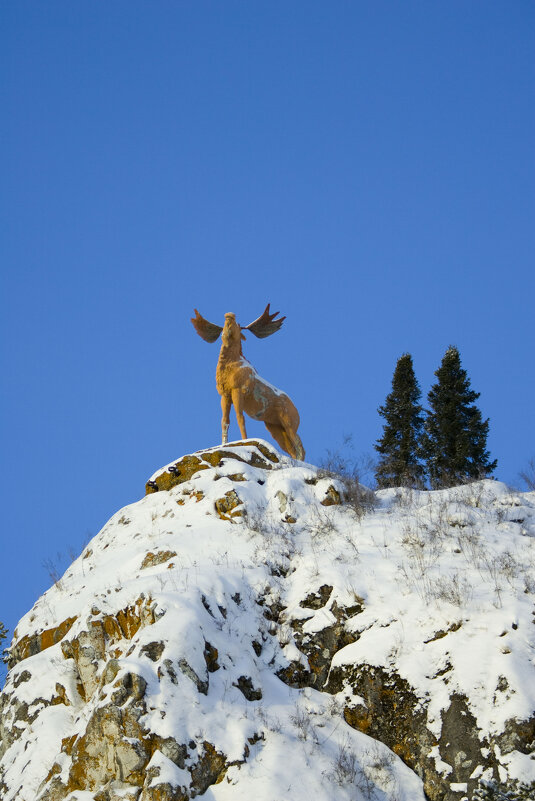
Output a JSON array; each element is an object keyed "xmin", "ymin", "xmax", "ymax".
[
  {"xmin": 279, "ymin": 400, "xmax": 305, "ymax": 460},
  {"xmin": 264, "ymin": 422, "xmax": 294, "ymax": 458},
  {"xmin": 289, "ymin": 430, "xmax": 305, "ymax": 461},
  {"xmin": 265, "ymin": 421, "xmax": 305, "ymax": 460},
  {"xmin": 231, "ymin": 388, "xmax": 248, "ymax": 441},
  {"xmin": 221, "ymin": 394, "xmax": 231, "ymax": 444}
]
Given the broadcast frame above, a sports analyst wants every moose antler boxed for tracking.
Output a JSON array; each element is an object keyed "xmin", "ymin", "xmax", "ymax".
[
  {"xmin": 243, "ymin": 303, "xmax": 286, "ymax": 339},
  {"xmin": 191, "ymin": 309, "xmax": 223, "ymax": 343}
]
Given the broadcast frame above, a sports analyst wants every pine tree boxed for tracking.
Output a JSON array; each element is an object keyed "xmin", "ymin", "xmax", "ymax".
[
  {"xmin": 374, "ymin": 353, "xmax": 425, "ymax": 488},
  {"xmin": 421, "ymin": 346, "xmax": 497, "ymax": 488}
]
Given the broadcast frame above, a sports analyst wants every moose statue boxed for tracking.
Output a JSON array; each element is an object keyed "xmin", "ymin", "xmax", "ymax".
[{"xmin": 191, "ymin": 304, "xmax": 305, "ymax": 461}]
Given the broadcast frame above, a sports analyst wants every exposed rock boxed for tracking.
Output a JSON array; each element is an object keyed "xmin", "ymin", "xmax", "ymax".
[
  {"xmin": 233, "ymin": 675, "xmax": 262, "ymax": 701},
  {"xmin": 214, "ymin": 489, "xmax": 243, "ymax": 520},
  {"xmin": 203, "ymin": 641, "xmax": 220, "ymax": 673},
  {"xmin": 54, "ymin": 596, "xmax": 157, "ymax": 700},
  {"xmin": 299, "ymin": 584, "xmax": 333, "ymax": 609},
  {"xmin": 7, "ymin": 615, "xmax": 77, "ymax": 668},
  {"xmin": 424, "ymin": 621, "xmax": 462, "ymax": 643},
  {"xmin": 145, "ymin": 441, "xmax": 279, "ymax": 495},
  {"xmin": 220, "ymin": 439, "xmax": 279, "ymax": 465},
  {"xmin": 140, "ymin": 767, "xmax": 186, "ymax": 801},
  {"xmin": 227, "ymin": 473, "xmax": 246, "ymax": 481},
  {"xmin": 275, "ymin": 490, "xmax": 288, "ymax": 514},
  {"xmin": 140, "ymin": 641, "xmax": 166, "ymax": 662},
  {"xmin": 497, "ymin": 714, "xmax": 535, "ymax": 755},
  {"xmin": 324, "ymin": 663, "xmax": 523, "ymax": 801},
  {"xmin": 178, "ymin": 658, "xmax": 209, "ymax": 695},
  {"xmin": 327, "ymin": 664, "xmax": 441, "ymax": 795},
  {"xmin": 60, "ymin": 623, "xmax": 109, "ymax": 699},
  {"xmin": 439, "ymin": 694, "xmax": 486, "ymax": 796},
  {"xmin": 320, "ymin": 484, "xmax": 342, "ymax": 506},
  {"xmin": 12, "ymin": 669, "xmax": 31, "ymax": 686},
  {"xmin": 188, "ymin": 741, "xmax": 230, "ymax": 794},
  {"xmin": 278, "ymin": 599, "xmax": 361, "ymax": 690},
  {"xmin": 95, "ymin": 786, "xmax": 141, "ymax": 801},
  {"xmin": 141, "ymin": 551, "xmax": 178, "ymax": 570},
  {"xmin": 145, "ymin": 455, "xmax": 209, "ymax": 494},
  {"xmin": 68, "ymin": 704, "xmax": 149, "ymax": 791}
]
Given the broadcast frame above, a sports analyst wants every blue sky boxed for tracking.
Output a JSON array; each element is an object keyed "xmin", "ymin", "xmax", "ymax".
[{"xmin": 1, "ymin": 2, "xmax": 534, "ymax": 657}]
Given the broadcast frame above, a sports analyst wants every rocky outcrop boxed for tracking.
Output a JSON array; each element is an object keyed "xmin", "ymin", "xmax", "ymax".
[
  {"xmin": 1, "ymin": 441, "xmax": 534, "ymax": 801},
  {"xmin": 277, "ymin": 596, "xmax": 363, "ymax": 690},
  {"xmin": 7, "ymin": 616, "xmax": 78, "ymax": 669},
  {"xmin": 1, "ymin": 589, "xmax": 252, "ymax": 801},
  {"xmin": 145, "ymin": 441, "xmax": 278, "ymax": 494}
]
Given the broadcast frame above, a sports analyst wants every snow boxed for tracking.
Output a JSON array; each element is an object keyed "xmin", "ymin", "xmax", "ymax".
[
  {"xmin": 1, "ymin": 440, "xmax": 535, "ymax": 800},
  {"xmin": 248, "ymin": 363, "xmax": 285, "ymax": 397},
  {"xmin": 145, "ymin": 750, "xmax": 190, "ymax": 789}
]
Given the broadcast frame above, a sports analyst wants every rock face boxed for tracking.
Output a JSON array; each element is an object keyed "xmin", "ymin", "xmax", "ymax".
[{"xmin": 1, "ymin": 440, "xmax": 535, "ymax": 801}]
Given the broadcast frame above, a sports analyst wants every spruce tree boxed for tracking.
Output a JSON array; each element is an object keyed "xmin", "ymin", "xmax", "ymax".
[
  {"xmin": 374, "ymin": 353, "xmax": 425, "ymax": 488},
  {"xmin": 421, "ymin": 346, "xmax": 497, "ymax": 488}
]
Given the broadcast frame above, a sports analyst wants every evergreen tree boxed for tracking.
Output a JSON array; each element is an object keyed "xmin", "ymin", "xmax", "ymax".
[
  {"xmin": 421, "ymin": 346, "xmax": 497, "ymax": 488},
  {"xmin": 0, "ymin": 620, "xmax": 7, "ymax": 658},
  {"xmin": 374, "ymin": 353, "xmax": 425, "ymax": 488}
]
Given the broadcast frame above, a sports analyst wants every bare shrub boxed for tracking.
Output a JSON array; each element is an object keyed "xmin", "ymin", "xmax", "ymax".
[
  {"xmin": 331, "ymin": 741, "xmax": 359, "ymax": 786},
  {"xmin": 399, "ymin": 520, "xmax": 446, "ymax": 604},
  {"xmin": 427, "ymin": 497, "xmax": 453, "ymax": 533},
  {"xmin": 319, "ymin": 440, "xmax": 355, "ymax": 477},
  {"xmin": 42, "ymin": 533, "xmax": 91, "ymax": 590},
  {"xmin": 340, "ymin": 529, "xmax": 360, "ymax": 561},
  {"xmin": 319, "ymin": 436, "xmax": 376, "ymax": 480},
  {"xmin": 365, "ymin": 743, "xmax": 397, "ymax": 793},
  {"xmin": 456, "ymin": 525, "xmax": 485, "ymax": 566},
  {"xmin": 319, "ymin": 444, "xmax": 378, "ymax": 521},
  {"xmin": 255, "ymin": 704, "xmax": 282, "ymax": 733},
  {"xmin": 42, "ymin": 556, "xmax": 62, "ymax": 585},
  {"xmin": 371, "ymin": 527, "xmax": 392, "ymax": 559},
  {"xmin": 326, "ymin": 695, "xmax": 344, "ymax": 717},
  {"xmin": 243, "ymin": 504, "xmax": 298, "ymax": 555},
  {"xmin": 290, "ymin": 704, "xmax": 313, "ymax": 741},
  {"xmin": 330, "ymin": 740, "xmax": 396, "ymax": 799},
  {"xmin": 306, "ymin": 504, "xmax": 339, "ymax": 539},
  {"xmin": 433, "ymin": 573, "xmax": 473, "ymax": 607},
  {"xmin": 391, "ymin": 486, "xmax": 419, "ymax": 511},
  {"xmin": 495, "ymin": 550, "xmax": 521, "ymax": 587},
  {"xmin": 495, "ymin": 505, "xmax": 508, "ymax": 524},
  {"xmin": 245, "ymin": 507, "xmax": 301, "ymax": 577},
  {"xmin": 398, "ymin": 560, "xmax": 435, "ymax": 606},
  {"xmin": 454, "ymin": 481, "xmax": 492, "ymax": 509},
  {"xmin": 242, "ymin": 503, "xmax": 272, "ymax": 536},
  {"xmin": 401, "ymin": 519, "xmax": 445, "ymax": 563},
  {"xmin": 519, "ymin": 458, "xmax": 535, "ymax": 491},
  {"xmin": 342, "ymin": 476, "xmax": 379, "ymax": 520}
]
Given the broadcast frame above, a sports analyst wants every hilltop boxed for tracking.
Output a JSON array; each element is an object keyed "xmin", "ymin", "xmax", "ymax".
[{"xmin": 1, "ymin": 440, "xmax": 534, "ymax": 801}]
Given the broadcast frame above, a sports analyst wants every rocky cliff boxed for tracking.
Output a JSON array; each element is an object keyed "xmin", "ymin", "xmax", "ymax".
[{"xmin": 1, "ymin": 440, "xmax": 534, "ymax": 801}]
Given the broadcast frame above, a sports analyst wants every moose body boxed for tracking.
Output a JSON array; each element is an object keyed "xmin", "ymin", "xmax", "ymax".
[{"xmin": 192, "ymin": 306, "xmax": 305, "ymax": 460}]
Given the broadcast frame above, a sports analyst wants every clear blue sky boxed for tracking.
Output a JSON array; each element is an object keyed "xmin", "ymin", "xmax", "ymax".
[{"xmin": 1, "ymin": 2, "xmax": 534, "ymax": 656}]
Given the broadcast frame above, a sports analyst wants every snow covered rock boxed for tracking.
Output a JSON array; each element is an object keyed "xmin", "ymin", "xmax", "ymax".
[{"xmin": 1, "ymin": 440, "xmax": 534, "ymax": 801}]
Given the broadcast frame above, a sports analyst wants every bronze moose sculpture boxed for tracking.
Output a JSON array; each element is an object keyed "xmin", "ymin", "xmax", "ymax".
[{"xmin": 191, "ymin": 304, "xmax": 305, "ymax": 460}]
